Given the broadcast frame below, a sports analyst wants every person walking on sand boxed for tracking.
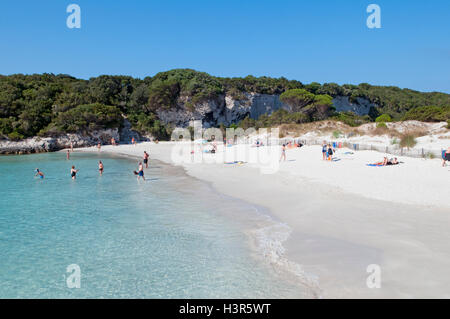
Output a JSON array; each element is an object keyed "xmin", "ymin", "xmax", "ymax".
[
  {"xmin": 137, "ymin": 162, "xmax": 145, "ymax": 181},
  {"xmin": 98, "ymin": 161, "xmax": 104, "ymax": 176},
  {"xmin": 71, "ymin": 166, "xmax": 79, "ymax": 180},
  {"xmin": 143, "ymin": 151, "xmax": 149, "ymax": 168},
  {"xmin": 97, "ymin": 142, "xmax": 101, "ymax": 152},
  {"xmin": 280, "ymin": 144, "xmax": 287, "ymax": 162},
  {"xmin": 322, "ymin": 141, "xmax": 327, "ymax": 160},
  {"xmin": 327, "ymin": 144, "xmax": 334, "ymax": 161},
  {"xmin": 35, "ymin": 168, "xmax": 44, "ymax": 179},
  {"xmin": 66, "ymin": 150, "xmax": 70, "ymax": 160},
  {"xmin": 70, "ymin": 142, "xmax": 74, "ymax": 152}
]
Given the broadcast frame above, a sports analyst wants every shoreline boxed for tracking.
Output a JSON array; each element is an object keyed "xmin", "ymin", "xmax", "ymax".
[
  {"xmin": 80, "ymin": 142, "xmax": 450, "ymax": 298},
  {"xmin": 77, "ymin": 148, "xmax": 323, "ymax": 298}
]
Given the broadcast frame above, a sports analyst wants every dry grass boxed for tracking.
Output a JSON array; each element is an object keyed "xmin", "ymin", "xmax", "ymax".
[{"xmin": 277, "ymin": 120, "xmax": 436, "ymax": 140}]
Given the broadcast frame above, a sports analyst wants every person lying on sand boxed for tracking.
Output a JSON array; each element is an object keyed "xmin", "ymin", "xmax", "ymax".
[
  {"xmin": 386, "ymin": 158, "xmax": 399, "ymax": 166},
  {"xmin": 369, "ymin": 157, "xmax": 399, "ymax": 166}
]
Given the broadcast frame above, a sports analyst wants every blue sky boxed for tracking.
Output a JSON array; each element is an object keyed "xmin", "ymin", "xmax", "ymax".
[{"xmin": 0, "ymin": 0, "xmax": 449, "ymax": 93}]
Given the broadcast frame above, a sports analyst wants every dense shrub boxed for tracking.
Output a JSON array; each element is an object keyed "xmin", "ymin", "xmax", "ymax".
[
  {"xmin": 402, "ymin": 105, "xmax": 450, "ymax": 122},
  {"xmin": 49, "ymin": 103, "xmax": 122, "ymax": 134},
  {"xmin": 332, "ymin": 112, "xmax": 370, "ymax": 127},
  {"xmin": 376, "ymin": 114, "xmax": 392, "ymax": 122}
]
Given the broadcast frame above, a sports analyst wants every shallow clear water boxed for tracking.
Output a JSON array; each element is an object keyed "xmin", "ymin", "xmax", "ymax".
[{"xmin": 0, "ymin": 152, "xmax": 305, "ymax": 298}]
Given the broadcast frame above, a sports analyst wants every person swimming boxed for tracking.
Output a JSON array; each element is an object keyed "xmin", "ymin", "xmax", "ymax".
[
  {"xmin": 71, "ymin": 166, "xmax": 79, "ymax": 180},
  {"xmin": 35, "ymin": 168, "xmax": 44, "ymax": 179},
  {"xmin": 98, "ymin": 161, "xmax": 104, "ymax": 175}
]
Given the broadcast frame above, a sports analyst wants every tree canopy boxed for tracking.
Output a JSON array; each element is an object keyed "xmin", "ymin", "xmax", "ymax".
[{"xmin": 0, "ymin": 69, "xmax": 449, "ymax": 140}]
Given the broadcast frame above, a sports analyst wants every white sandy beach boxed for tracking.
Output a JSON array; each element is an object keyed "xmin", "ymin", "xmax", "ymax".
[{"xmin": 81, "ymin": 141, "xmax": 450, "ymax": 298}]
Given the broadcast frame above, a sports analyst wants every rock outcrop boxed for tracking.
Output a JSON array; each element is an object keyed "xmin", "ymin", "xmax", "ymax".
[
  {"xmin": 157, "ymin": 93, "xmax": 292, "ymax": 128},
  {"xmin": 0, "ymin": 129, "xmax": 119, "ymax": 154},
  {"xmin": 332, "ymin": 96, "xmax": 375, "ymax": 116}
]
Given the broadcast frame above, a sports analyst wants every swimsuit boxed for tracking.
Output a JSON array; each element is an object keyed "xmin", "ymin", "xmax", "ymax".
[{"xmin": 138, "ymin": 170, "xmax": 144, "ymax": 177}]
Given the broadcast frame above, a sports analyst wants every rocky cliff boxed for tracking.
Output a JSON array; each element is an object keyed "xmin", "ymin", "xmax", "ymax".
[{"xmin": 156, "ymin": 93, "xmax": 375, "ymax": 128}]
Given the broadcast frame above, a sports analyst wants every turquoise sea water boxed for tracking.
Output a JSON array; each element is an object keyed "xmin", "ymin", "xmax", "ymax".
[{"xmin": 0, "ymin": 152, "xmax": 305, "ymax": 298}]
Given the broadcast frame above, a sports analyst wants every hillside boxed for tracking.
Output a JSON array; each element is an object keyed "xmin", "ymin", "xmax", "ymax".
[{"xmin": 1, "ymin": 69, "xmax": 449, "ymax": 143}]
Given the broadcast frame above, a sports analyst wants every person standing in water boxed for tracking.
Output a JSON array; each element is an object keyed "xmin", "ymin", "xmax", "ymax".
[
  {"xmin": 137, "ymin": 162, "xmax": 145, "ymax": 181},
  {"xmin": 143, "ymin": 151, "xmax": 149, "ymax": 168},
  {"xmin": 66, "ymin": 150, "xmax": 70, "ymax": 160},
  {"xmin": 71, "ymin": 166, "xmax": 79, "ymax": 180},
  {"xmin": 280, "ymin": 144, "xmax": 287, "ymax": 162},
  {"xmin": 35, "ymin": 168, "xmax": 44, "ymax": 179},
  {"xmin": 98, "ymin": 161, "xmax": 104, "ymax": 176}
]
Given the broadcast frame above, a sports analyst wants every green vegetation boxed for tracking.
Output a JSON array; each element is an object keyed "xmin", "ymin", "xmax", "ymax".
[
  {"xmin": 332, "ymin": 130, "xmax": 342, "ymax": 138},
  {"xmin": 279, "ymin": 89, "xmax": 334, "ymax": 121},
  {"xmin": 391, "ymin": 137, "xmax": 399, "ymax": 145},
  {"xmin": 376, "ymin": 122, "xmax": 388, "ymax": 128},
  {"xmin": 400, "ymin": 135, "xmax": 417, "ymax": 149},
  {"xmin": 237, "ymin": 109, "xmax": 309, "ymax": 130},
  {"xmin": 402, "ymin": 105, "xmax": 450, "ymax": 122},
  {"xmin": 331, "ymin": 112, "xmax": 370, "ymax": 127},
  {"xmin": 376, "ymin": 114, "xmax": 392, "ymax": 123},
  {"xmin": 42, "ymin": 103, "xmax": 122, "ymax": 135},
  {"xmin": 0, "ymin": 69, "xmax": 449, "ymax": 141}
]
